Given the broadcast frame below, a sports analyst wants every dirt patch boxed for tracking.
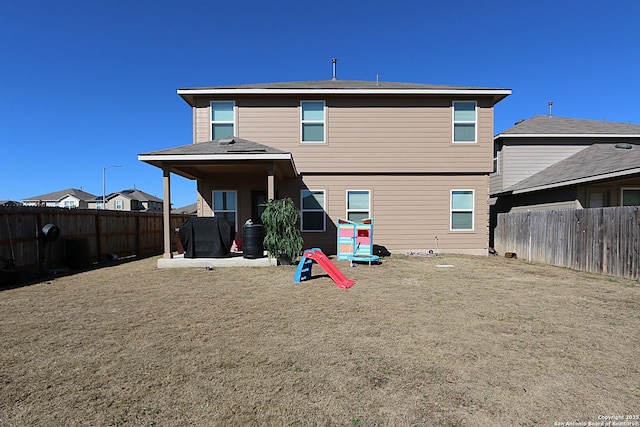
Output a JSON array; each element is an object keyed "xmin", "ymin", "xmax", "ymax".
[{"xmin": 1, "ymin": 254, "xmax": 638, "ymax": 426}]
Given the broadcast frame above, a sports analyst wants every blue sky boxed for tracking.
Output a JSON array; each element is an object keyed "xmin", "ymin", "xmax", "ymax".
[{"xmin": 1, "ymin": 0, "xmax": 639, "ymax": 208}]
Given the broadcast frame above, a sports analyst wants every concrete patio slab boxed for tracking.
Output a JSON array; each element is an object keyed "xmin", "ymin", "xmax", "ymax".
[{"xmin": 157, "ymin": 252, "xmax": 277, "ymax": 268}]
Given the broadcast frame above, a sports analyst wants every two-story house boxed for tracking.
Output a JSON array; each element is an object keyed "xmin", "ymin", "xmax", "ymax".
[
  {"xmin": 86, "ymin": 188, "xmax": 164, "ymax": 212},
  {"xmin": 23, "ymin": 188, "xmax": 97, "ymax": 208},
  {"xmin": 491, "ymin": 116, "xmax": 640, "ymax": 206},
  {"xmin": 489, "ymin": 115, "xmax": 640, "ymax": 245},
  {"xmin": 139, "ymin": 79, "xmax": 511, "ymax": 259}
]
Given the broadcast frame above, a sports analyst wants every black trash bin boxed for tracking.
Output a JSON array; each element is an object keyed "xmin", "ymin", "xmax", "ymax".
[{"xmin": 243, "ymin": 223, "xmax": 264, "ymax": 259}]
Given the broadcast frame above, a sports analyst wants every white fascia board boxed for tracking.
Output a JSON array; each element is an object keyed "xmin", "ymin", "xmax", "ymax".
[
  {"xmin": 496, "ymin": 133, "xmax": 640, "ymax": 139},
  {"xmin": 511, "ymin": 167, "xmax": 640, "ymax": 195},
  {"xmin": 178, "ymin": 88, "xmax": 512, "ymax": 96},
  {"xmin": 138, "ymin": 153, "xmax": 292, "ymax": 161}
]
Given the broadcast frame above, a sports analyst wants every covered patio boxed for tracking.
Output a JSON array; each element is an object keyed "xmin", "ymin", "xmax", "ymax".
[{"xmin": 138, "ymin": 137, "xmax": 299, "ymax": 266}]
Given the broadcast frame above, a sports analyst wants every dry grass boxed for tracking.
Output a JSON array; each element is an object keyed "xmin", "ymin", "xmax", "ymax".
[{"xmin": 1, "ymin": 254, "xmax": 639, "ymax": 426}]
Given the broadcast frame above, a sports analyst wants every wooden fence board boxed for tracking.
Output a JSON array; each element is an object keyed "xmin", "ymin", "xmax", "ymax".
[
  {"xmin": 495, "ymin": 206, "xmax": 640, "ymax": 279},
  {"xmin": 0, "ymin": 206, "xmax": 190, "ymax": 278}
]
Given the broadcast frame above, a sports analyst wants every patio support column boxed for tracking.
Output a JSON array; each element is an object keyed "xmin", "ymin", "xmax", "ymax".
[
  {"xmin": 267, "ymin": 162, "xmax": 275, "ymax": 200},
  {"xmin": 162, "ymin": 165, "xmax": 172, "ymax": 259}
]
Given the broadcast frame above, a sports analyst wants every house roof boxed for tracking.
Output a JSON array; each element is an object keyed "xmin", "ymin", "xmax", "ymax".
[
  {"xmin": 91, "ymin": 188, "xmax": 163, "ymax": 203},
  {"xmin": 138, "ymin": 137, "xmax": 298, "ymax": 180},
  {"xmin": 497, "ymin": 116, "xmax": 640, "ymax": 138},
  {"xmin": 23, "ymin": 188, "xmax": 97, "ymax": 202},
  {"xmin": 178, "ymin": 79, "xmax": 512, "ymax": 106},
  {"xmin": 115, "ymin": 189, "xmax": 163, "ymax": 203},
  {"xmin": 498, "ymin": 143, "xmax": 640, "ymax": 195},
  {"xmin": 140, "ymin": 137, "xmax": 290, "ymax": 157},
  {"xmin": 172, "ymin": 202, "xmax": 197, "ymax": 215}
]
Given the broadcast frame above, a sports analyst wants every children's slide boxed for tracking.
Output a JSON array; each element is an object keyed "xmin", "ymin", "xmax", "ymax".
[{"xmin": 294, "ymin": 248, "xmax": 355, "ymax": 289}]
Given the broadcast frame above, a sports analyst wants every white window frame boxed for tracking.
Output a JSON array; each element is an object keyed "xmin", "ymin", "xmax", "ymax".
[
  {"xmin": 620, "ymin": 187, "xmax": 640, "ymax": 206},
  {"xmin": 301, "ymin": 189, "xmax": 326, "ymax": 232},
  {"xmin": 115, "ymin": 200, "xmax": 124, "ymax": 210},
  {"xmin": 210, "ymin": 100, "xmax": 236, "ymax": 140},
  {"xmin": 63, "ymin": 200, "xmax": 76, "ymax": 209},
  {"xmin": 212, "ymin": 190, "xmax": 238, "ymax": 231},
  {"xmin": 300, "ymin": 100, "xmax": 326, "ymax": 143},
  {"xmin": 452, "ymin": 101, "xmax": 477, "ymax": 143},
  {"xmin": 450, "ymin": 189, "xmax": 475, "ymax": 231},
  {"xmin": 346, "ymin": 190, "xmax": 371, "ymax": 222}
]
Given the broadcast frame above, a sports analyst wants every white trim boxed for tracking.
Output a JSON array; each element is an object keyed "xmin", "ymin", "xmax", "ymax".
[
  {"xmin": 346, "ymin": 189, "xmax": 371, "ymax": 221},
  {"xmin": 300, "ymin": 100, "xmax": 326, "ymax": 143},
  {"xmin": 509, "ymin": 167, "xmax": 640, "ymax": 195},
  {"xmin": 452, "ymin": 101, "xmax": 477, "ymax": 143},
  {"xmin": 495, "ymin": 133, "xmax": 640, "ymax": 139},
  {"xmin": 138, "ymin": 153, "xmax": 292, "ymax": 161},
  {"xmin": 450, "ymin": 189, "xmax": 475, "ymax": 231},
  {"xmin": 210, "ymin": 100, "xmax": 236, "ymax": 140},
  {"xmin": 179, "ymin": 88, "xmax": 512, "ymax": 96},
  {"xmin": 301, "ymin": 189, "xmax": 326, "ymax": 232}
]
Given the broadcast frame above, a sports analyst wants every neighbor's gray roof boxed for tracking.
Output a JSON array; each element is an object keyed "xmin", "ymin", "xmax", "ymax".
[
  {"xmin": 497, "ymin": 116, "xmax": 640, "ymax": 137},
  {"xmin": 499, "ymin": 143, "xmax": 640, "ymax": 195},
  {"xmin": 115, "ymin": 189, "xmax": 163, "ymax": 203},
  {"xmin": 178, "ymin": 79, "xmax": 512, "ymax": 106},
  {"xmin": 23, "ymin": 188, "xmax": 97, "ymax": 202},
  {"xmin": 140, "ymin": 137, "xmax": 289, "ymax": 157},
  {"xmin": 172, "ymin": 202, "xmax": 197, "ymax": 215},
  {"xmin": 90, "ymin": 188, "xmax": 163, "ymax": 203}
]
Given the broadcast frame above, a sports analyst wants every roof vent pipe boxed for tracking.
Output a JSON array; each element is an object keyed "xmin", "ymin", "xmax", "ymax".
[
  {"xmin": 332, "ymin": 58, "xmax": 337, "ymax": 80},
  {"xmin": 548, "ymin": 101, "xmax": 553, "ymax": 117}
]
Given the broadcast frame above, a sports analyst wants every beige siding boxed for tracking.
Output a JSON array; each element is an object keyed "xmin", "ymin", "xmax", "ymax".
[
  {"xmin": 295, "ymin": 174, "xmax": 489, "ymax": 255},
  {"xmin": 195, "ymin": 172, "xmax": 490, "ymax": 255},
  {"xmin": 195, "ymin": 98, "xmax": 210, "ymax": 143},
  {"xmin": 502, "ymin": 140, "xmax": 588, "ymax": 190},
  {"xmin": 194, "ymin": 96, "xmax": 495, "ymax": 174}
]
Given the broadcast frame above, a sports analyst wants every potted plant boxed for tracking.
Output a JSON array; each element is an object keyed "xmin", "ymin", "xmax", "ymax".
[{"xmin": 260, "ymin": 197, "xmax": 304, "ymax": 265}]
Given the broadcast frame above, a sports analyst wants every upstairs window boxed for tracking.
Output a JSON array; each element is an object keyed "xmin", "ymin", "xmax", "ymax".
[
  {"xmin": 450, "ymin": 190, "xmax": 474, "ymax": 231},
  {"xmin": 211, "ymin": 101, "xmax": 235, "ymax": 140},
  {"xmin": 453, "ymin": 101, "xmax": 477, "ymax": 143},
  {"xmin": 346, "ymin": 190, "xmax": 371, "ymax": 222},
  {"xmin": 301, "ymin": 101, "xmax": 325, "ymax": 143},
  {"xmin": 115, "ymin": 200, "xmax": 124, "ymax": 210},
  {"xmin": 301, "ymin": 190, "xmax": 326, "ymax": 231}
]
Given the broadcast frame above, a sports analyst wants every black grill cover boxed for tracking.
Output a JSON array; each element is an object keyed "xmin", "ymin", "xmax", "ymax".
[{"xmin": 178, "ymin": 217, "xmax": 235, "ymax": 258}]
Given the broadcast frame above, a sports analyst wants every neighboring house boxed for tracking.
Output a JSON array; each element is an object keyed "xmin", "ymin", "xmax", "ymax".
[
  {"xmin": 172, "ymin": 203, "xmax": 197, "ymax": 215},
  {"xmin": 139, "ymin": 79, "xmax": 511, "ymax": 257},
  {"xmin": 490, "ymin": 116, "xmax": 640, "ymax": 241},
  {"xmin": 87, "ymin": 188, "xmax": 164, "ymax": 212},
  {"xmin": 0, "ymin": 200, "xmax": 22, "ymax": 207},
  {"xmin": 23, "ymin": 188, "xmax": 96, "ymax": 208}
]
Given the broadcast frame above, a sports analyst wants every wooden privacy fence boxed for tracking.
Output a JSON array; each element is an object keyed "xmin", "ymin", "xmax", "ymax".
[
  {"xmin": 494, "ymin": 206, "xmax": 640, "ymax": 279},
  {"xmin": 0, "ymin": 206, "xmax": 190, "ymax": 279}
]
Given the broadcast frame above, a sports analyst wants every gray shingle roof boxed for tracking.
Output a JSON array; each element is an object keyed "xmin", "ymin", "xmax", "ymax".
[
  {"xmin": 499, "ymin": 116, "xmax": 640, "ymax": 136},
  {"xmin": 139, "ymin": 137, "xmax": 289, "ymax": 156},
  {"xmin": 23, "ymin": 188, "xmax": 97, "ymax": 202},
  {"xmin": 90, "ymin": 188, "xmax": 163, "ymax": 203},
  {"xmin": 179, "ymin": 79, "xmax": 505, "ymax": 91},
  {"xmin": 502, "ymin": 143, "xmax": 640, "ymax": 194}
]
